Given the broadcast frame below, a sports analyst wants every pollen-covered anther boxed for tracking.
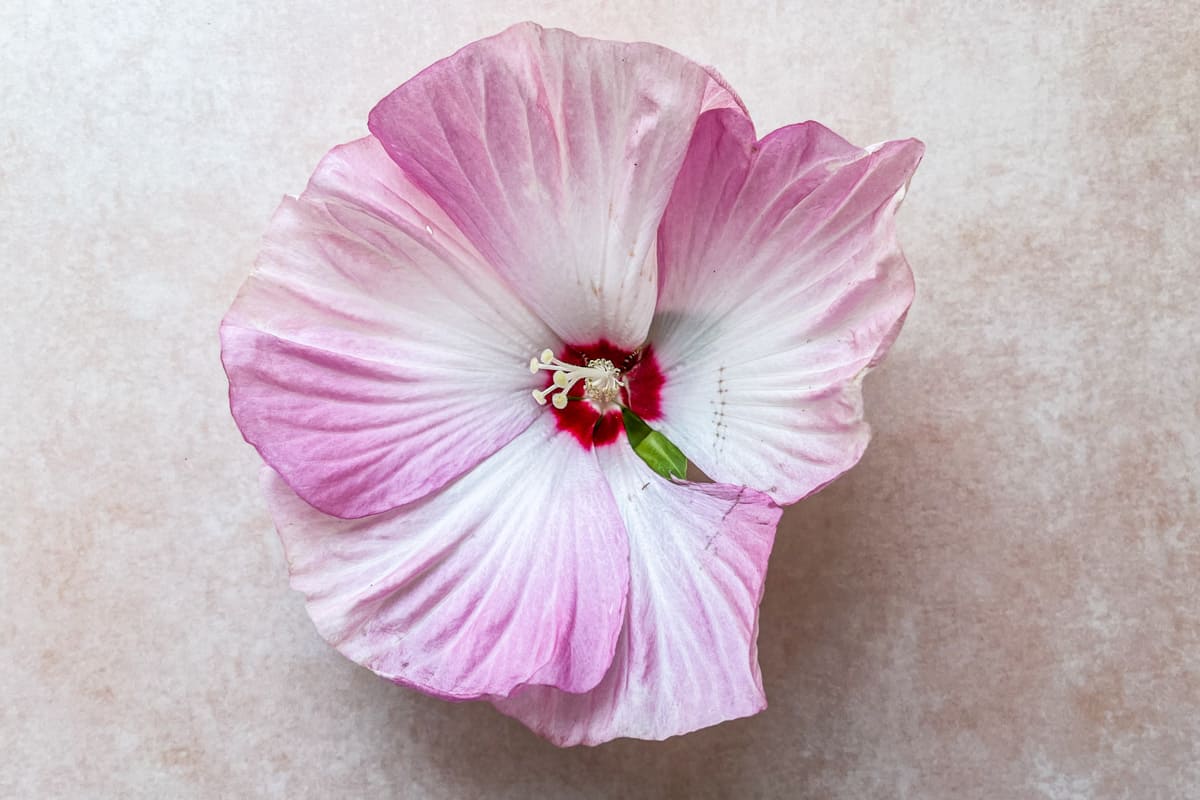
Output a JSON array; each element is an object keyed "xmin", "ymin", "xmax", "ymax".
[{"xmin": 527, "ymin": 350, "xmax": 625, "ymax": 409}]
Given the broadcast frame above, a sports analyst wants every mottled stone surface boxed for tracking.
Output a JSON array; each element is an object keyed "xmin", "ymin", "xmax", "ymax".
[{"xmin": 2, "ymin": 2, "xmax": 1196, "ymax": 797}]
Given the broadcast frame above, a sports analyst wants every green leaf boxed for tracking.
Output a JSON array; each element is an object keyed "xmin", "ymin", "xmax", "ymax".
[{"xmin": 620, "ymin": 407, "xmax": 687, "ymax": 480}]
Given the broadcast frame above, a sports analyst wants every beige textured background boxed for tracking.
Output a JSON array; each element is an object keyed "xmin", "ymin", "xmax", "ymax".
[{"xmin": 3, "ymin": 1, "xmax": 1197, "ymax": 797}]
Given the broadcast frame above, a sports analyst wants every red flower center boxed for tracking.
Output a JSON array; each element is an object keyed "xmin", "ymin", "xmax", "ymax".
[{"xmin": 542, "ymin": 340, "xmax": 664, "ymax": 448}]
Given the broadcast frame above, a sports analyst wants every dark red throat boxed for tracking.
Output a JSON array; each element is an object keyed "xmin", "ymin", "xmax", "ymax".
[{"xmin": 548, "ymin": 340, "xmax": 665, "ymax": 448}]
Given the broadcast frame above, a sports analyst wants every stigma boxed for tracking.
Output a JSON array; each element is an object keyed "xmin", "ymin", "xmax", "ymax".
[{"xmin": 528, "ymin": 349, "xmax": 624, "ymax": 410}]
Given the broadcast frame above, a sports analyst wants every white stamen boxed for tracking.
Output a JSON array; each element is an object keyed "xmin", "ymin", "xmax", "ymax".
[{"xmin": 527, "ymin": 350, "xmax": 625, "ymax": 410}]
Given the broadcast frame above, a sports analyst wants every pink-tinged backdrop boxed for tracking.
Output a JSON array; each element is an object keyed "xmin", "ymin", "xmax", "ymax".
[{"xmin": 2, "ymin": 1, "xmax": 1196, "ymax": 797}]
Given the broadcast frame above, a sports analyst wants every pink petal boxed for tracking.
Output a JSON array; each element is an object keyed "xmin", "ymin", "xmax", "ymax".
[
  {"xmin": 263, "ymin": 415, "xmax": 629, "ymax": 700},
  {"xmin": 367, "ymin": 23, "xmax": 741, "ymax": 350},
  {"xmin": 652, "ymin": 111, "xmax": 924, "ymax": 505},
  {"xmin": 221, "ymin": 136, "xmax": 556, "ymax": 518},
  {"xmin": 492, "ymin": 439, "xmax": 781, "ymax": 745}
]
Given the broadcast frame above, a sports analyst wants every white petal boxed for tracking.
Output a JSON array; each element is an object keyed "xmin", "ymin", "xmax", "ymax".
[
  {"xmin": 368, "ymin": 23, "xmax": 740, "ymax": 349},
  {"xmin": 264, "ymin": 415, "xmax": 629, "ymax": 699},
  {"xmin": 222, "ymin": 136, "xmax": 556, "ymax": 518},
  {"xmin": 493, "ymin": 439, "xmax": 781, "ymax": 745},
  {"xmin": 653, "ymin": 114, "xmax": 923, "ymax": 504}
]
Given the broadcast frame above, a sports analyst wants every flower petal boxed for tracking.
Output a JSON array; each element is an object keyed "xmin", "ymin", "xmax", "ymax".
[
  {"xmin": 652, "ymin": 112, "xmax": 923, "ymax": 504},
  {"xmin": 492, "ymin": 438, "xmax": 781, "ymax": 745},
  {"xmin": 263, "ymin": 414, "xmax": 629, "ymax": 700},
  {"xmin": 221, "ymin": 136, "xmax": 556, "ymax": 518},
  {"xmin": 367, "ymin": 23, "xmax": 740, "ymax": 350}
]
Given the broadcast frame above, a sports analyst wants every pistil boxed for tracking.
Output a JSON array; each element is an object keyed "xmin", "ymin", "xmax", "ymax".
[{"xmin": 529, "ymin": 349, "xmax": 625, "ymax": 410}]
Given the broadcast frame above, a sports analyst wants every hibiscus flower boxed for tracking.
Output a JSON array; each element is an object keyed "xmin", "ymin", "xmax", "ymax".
[{"xmin": 220, "ymin": 23, "xmax": 922, "ymax": 746}]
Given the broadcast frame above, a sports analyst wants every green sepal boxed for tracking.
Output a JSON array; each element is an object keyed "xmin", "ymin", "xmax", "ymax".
[{"xmin": 620, "ymin": 406, "xmax": 687, "ymax": 480}]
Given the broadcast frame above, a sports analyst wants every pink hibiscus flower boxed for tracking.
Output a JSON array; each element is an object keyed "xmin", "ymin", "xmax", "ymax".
[{"xmin": 220, "ymin": 23, "xmax": 922, "ymax": 746}]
